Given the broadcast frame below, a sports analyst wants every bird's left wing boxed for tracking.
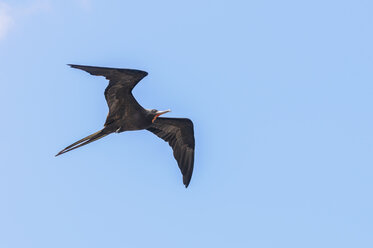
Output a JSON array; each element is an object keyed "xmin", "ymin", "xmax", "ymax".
[
  {"xmin": 68, "ymin": 64, "xmax": 147, "ymax": 91},
  {"xmin": 68, "ymin": 64, "xmax": 148, "ymax": 126},
  {"xmin": 147, "ymin": 117, "xmax": 195, "ymax": 187}
]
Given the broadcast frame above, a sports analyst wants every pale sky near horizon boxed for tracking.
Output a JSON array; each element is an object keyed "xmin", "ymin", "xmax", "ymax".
[{"xmin": 1, "ymin": 1, "xmax": 373, "ymax": 247}]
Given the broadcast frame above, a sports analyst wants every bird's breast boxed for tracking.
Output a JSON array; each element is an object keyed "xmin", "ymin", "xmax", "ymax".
[{"xmin": 118, "ymin": 112, "xmax": 152, "ymax": 131}]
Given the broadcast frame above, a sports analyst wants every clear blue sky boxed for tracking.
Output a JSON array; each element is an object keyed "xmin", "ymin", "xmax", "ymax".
[{"xmin": 1, "ymin": 0, "xmax": 372, "ymax": 247}]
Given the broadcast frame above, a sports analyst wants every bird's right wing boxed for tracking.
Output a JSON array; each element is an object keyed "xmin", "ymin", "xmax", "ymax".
[
  {"xmin": 147, "ymin": 117, "xmax": 195, "ymax": 187},
  {"xmin": 68, "ymin": 64, "xmax": 148, "ymax": 126}
]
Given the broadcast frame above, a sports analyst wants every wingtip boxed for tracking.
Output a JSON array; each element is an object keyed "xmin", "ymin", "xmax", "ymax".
[
  {"xmin": 183, "ymin": 174, "xmax": 192, "ymax": 188},
  {"xmin": 67, "ymin": 64, "xmax": 85, "ymax": 69},
  {"xmin": 184, "ymin": 181, "xmax": 190, "ymax": 188}
]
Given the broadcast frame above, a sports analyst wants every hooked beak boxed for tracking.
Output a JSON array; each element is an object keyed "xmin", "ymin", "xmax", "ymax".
[{"xmin": 152, "ymin": 109, "xmax": 171, "ymax": 123}]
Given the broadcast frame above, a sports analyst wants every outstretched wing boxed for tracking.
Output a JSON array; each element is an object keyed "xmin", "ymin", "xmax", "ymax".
[
  {"xmin": 147, "ymin": 117, "xmax": 195, "ymax": 187},
  {"xmin": 68, "ymin": 64, "xmax": 148, "ymax": 126}
]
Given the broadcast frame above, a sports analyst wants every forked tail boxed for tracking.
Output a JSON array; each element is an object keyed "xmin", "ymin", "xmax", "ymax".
[{"xmin": 55, "ymin": 129, "xmax": 111, "ymax": 156}]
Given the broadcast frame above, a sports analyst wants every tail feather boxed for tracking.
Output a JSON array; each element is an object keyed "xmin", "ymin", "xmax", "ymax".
[{"xmin": 55, "ymin": 129, "xmax": 109, "ymax": 156}]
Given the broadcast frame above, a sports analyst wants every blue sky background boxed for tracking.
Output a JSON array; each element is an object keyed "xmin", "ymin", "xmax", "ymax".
[{"xmin": 1, "ymin": 0, "xmax": 372, "ymax": 247}]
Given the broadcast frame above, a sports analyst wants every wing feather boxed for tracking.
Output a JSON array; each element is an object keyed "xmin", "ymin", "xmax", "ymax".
[
  {"xmin": 68, "ymin": 64, "xmax": 148, "ymax": 126},
  {"xmin": 147, "ymin": 117, "xmax": 195, "ymax": 187}
]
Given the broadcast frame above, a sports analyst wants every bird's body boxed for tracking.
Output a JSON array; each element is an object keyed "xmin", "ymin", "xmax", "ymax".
[
  {"xmin": 113, "ymin": 109, "xmax": 153, "ymax": 132},
  {"xmin": 56, "ymin": 64, "xmax": 195, "ymax": 187}
]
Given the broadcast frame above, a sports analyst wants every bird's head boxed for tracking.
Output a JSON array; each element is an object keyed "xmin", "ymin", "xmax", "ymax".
[{"xmin": 148, "ymin": 109, "xmax": 171, "ymax": 123}]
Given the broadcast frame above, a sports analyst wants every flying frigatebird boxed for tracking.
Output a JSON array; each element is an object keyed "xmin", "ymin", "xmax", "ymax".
[{"xmin": 56, "ymin": 64, "xmax": 195, "ymax": 187}]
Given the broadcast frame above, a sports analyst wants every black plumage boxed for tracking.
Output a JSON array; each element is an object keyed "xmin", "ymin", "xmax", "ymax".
[{"xmin": 56, "ymin": 64, "xmax": 195, "ymax": 187}]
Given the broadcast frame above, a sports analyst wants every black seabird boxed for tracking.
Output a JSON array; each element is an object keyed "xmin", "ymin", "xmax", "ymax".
[{"xmin": 56, "ymin": 65, "xmax": 195, "ymax": 187}]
